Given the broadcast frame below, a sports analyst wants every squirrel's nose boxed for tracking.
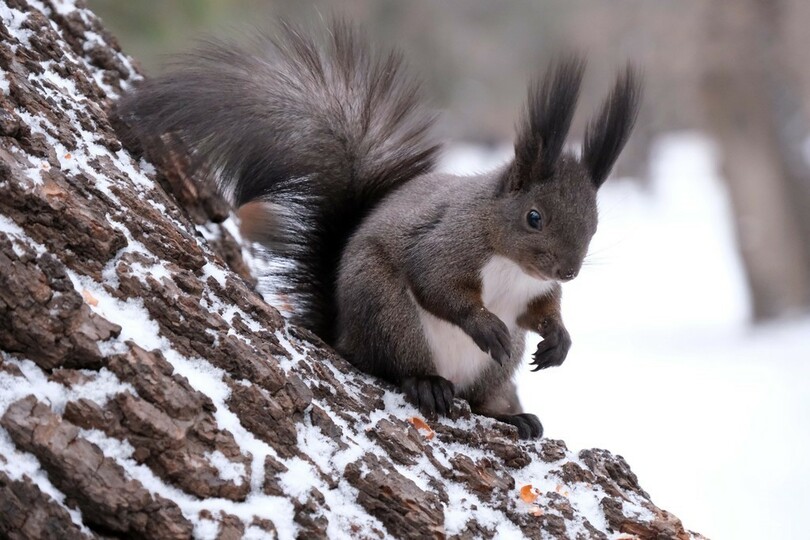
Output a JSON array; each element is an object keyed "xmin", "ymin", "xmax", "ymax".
[{"xmin": 556, "ymin": 268, "xmax": 578, "ymax": 281}]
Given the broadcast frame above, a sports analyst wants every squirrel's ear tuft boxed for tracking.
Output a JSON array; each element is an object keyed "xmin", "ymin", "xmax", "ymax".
[
  {"xmin": 583, "ymin": 64, "xmax": 643, "ymax": 187},
  {"xmin": 510, "ymin": 54, "xmax": 586, "ymax": 192}
]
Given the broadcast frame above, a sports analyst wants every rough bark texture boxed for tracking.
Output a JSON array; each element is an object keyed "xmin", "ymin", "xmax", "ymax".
[{"xmin": 0, "ymin": 1, "xmax": 704, "ymax": 539}]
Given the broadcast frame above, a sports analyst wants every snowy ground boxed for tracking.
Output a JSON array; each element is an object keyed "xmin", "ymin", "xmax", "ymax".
[{"xmin": 442, "ymin": 134, "xmax": 810, "ymax": 540}]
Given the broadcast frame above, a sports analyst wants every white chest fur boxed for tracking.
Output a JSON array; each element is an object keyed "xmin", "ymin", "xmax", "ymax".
[{"xmin": 415, "ymin": 255, "xmax": 556, "ymax": 390}]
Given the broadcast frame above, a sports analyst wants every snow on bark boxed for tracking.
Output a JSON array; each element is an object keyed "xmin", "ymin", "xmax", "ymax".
[{"xmin": 0, "ymin": 1, "xmax": 705, "ymax": 538}]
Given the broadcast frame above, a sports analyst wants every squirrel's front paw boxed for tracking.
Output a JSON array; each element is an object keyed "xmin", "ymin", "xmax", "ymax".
[
  {"xmin": 466, "ymin": 311, "xmax": 512, "ymax": 365},
  {"xmin": 530, "ymin": 320, "xmax": 571, "ymax": 371},
  {"xmin": 401, "ymin": 375, "xmax": 456, "ymax": 417}
]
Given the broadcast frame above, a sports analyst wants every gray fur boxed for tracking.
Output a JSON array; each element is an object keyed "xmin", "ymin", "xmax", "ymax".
[
  {"xmin": 116, "ymin": 21, "xmax": 440, "ymax": 342},
  {"xmin": 337, "ymin": 157, "xmax": 594, "ymax": 411},
  {"xmin": 338, "ymin": 58, "xmax": 640, "ymax": 436},
  {"xmin": 116, "ymin": 22, "xmax": 641, "ymax": 439}
]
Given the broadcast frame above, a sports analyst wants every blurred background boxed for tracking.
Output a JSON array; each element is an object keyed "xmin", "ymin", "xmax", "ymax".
[{"xmin": 89, "ymin": 1, "xmax": 810, "ymax": 538}]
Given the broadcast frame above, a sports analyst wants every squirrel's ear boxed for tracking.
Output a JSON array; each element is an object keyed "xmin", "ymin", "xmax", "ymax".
[
  {"xmin": 582, "ymin": 64, "xmax": 642, "ymax": 188},
  {"xmin": 511, "ymin": 54, "xmax": 586, "ymax": 191}
]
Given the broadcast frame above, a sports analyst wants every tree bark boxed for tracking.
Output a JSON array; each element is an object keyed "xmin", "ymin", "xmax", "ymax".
[{"xmin": 1, "ymin": 1, "xmax": 703, "ymax": 538}]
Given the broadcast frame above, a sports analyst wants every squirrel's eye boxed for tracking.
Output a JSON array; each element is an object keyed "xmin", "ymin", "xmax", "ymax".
[{"xmin": 527, "ymin": 209, "xmax": 543, "ymax": 230}]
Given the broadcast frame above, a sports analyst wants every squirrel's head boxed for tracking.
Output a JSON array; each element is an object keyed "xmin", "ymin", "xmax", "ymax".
[{"xmin": 494, "ymin": 56, "xmax": 641, "ymax": 282}]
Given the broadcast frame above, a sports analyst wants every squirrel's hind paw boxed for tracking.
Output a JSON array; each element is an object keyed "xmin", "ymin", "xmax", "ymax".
[
  {"xmin": 401, "ymin": 375, "xmax": 456, "ymax": 418},
  {"xmin": 496, "ymin": 413, "xmax": 544, "ymax": 439}
]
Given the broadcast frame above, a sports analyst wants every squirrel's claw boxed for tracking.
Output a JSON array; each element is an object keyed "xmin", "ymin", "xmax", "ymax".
[
  {"xmin": 466, "ymin": 311, "xmax": 512, "ymax": 366},
  {"xmin": 491, "ymin": 347, "xmax": 509, "ymax": 366},
  {"xmin": 530, "ymin": 322, "xmax": 572, "ymax": 371},
  {"xmin": 401, "ymin": 375, "xmax": 456, "ymax": 418}
]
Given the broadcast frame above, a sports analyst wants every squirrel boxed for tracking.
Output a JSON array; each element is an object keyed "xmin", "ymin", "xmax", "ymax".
[{"xmin": 116, "ymin": 21, "xmax": 641, "ymax": 439}]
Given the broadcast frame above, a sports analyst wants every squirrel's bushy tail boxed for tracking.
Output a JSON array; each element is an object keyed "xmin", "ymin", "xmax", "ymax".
[{"xmin": 117, "ymin": 21, "xmax": 440, "ymax": 342}]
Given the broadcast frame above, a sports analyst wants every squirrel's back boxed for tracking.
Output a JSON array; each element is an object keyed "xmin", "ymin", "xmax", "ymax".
[{"xmin": 116, "ymin": 21, "xmax": 440, "ymax": 342}]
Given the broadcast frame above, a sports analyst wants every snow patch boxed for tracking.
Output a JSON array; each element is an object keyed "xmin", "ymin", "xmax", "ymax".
[
  {"xmin": 202, "ymin": 261, "xmax": 228, "ymax": 288},
  {"xmin": 207, "ymin": 450, "xmax": 248, "ymax": 487}
]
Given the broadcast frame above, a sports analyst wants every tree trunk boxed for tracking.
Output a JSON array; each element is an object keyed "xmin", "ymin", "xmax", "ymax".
[
  {"xmin": 700, "ymin": 0, "xmax": 810, "ymax": 321},
  {"xmin": 0, "ymin": 1, "xmax": 702, "ymax": 538}
]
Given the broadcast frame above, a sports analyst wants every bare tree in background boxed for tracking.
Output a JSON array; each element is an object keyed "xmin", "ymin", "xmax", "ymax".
[{"xmin": 700, "ymin": 0, "xmax": 810, "ymax": 320}]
